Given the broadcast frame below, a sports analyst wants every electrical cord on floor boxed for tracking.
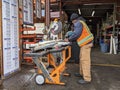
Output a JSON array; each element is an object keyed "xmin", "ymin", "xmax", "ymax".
[{"xmin": 92, "ymin": 64, "xmax": 120, "ymax": 68}]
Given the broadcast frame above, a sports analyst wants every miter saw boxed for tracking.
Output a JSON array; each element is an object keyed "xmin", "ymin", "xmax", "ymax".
[{"xmin": 48, "ymin": 18, "xmax": 62, "ymax": 40}]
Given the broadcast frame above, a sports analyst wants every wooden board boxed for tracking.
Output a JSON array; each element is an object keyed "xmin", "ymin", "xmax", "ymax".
[{"xmin": 0, "ymin": 0, "xmax": 3, "ymax": 76}]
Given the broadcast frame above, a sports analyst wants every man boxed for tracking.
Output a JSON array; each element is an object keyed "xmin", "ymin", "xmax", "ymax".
[{"xmin": 64, "ymin": 13, "xmax": 94, "ymax": 84}]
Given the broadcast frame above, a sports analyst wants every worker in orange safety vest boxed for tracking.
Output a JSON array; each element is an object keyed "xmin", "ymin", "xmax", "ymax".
[{"xmin": 64, "ymin": 13, "xmax": 94, "ymax": 84}]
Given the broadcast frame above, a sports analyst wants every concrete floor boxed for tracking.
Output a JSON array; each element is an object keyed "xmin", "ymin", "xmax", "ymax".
[{"xmin": 0, "ymin": 47, "xmax": 120, "ymax": 90}]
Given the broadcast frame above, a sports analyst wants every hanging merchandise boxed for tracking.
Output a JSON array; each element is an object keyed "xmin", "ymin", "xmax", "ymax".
[
  {"xmin": 35, "ymin": 0, "xmax": 41, "ymax": 18},
  {"xmin": 23, "ymin": 0, "xmax": 33, "ymax": 25}
]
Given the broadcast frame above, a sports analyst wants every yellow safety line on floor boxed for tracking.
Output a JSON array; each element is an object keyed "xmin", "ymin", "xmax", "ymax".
[{"xmin": 92, "ymin": 64, "xmax": 120, "ymax": 68}]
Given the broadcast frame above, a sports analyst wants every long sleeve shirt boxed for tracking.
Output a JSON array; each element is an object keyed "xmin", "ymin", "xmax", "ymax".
[
  {"xmin": 65, "ymin": 31, "xmax": 73, "ymax": 38},
  {"xmin": 68, "ymin": 21, "xmax": 83, "ymax": 42}
]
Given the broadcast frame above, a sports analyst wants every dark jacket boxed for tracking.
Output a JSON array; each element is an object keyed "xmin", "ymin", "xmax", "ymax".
[{"xmin": 68, "ymin": 20, "xmax": 83, "ymax": 42}]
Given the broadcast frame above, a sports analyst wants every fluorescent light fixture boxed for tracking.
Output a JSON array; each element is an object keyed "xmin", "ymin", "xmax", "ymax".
[
  {"xmin": 92, "ymin": 10, "xmax": 95, "ymax": 16},
  {"xmin": 78, "ymin": 8, "xmax": 81, "ymax": 15}
]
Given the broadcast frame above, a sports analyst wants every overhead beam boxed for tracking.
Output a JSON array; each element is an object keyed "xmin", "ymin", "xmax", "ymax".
[
  {"xmin": 63, "ymin": 8, "xmax": 113, "ymax": 10},
  {"xmin": 45, "ymin": 0, "xmax": 50, "ymax": 28},
  {"xmin": 84, "ymin": 16, "xmax": 103, "ymax": 18},
  {"xmin": 62, "ymin": 0, "xmax": 117, "ymax": 7}
]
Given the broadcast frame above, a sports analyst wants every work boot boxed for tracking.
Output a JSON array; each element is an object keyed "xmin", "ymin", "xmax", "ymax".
[
  {"xmin": 74, "ymin": 73, "xmax": 83, "ymax": 78},
  {"xmin": 78, "ymin": 79, "xmax": 90, "ymax": 84}
]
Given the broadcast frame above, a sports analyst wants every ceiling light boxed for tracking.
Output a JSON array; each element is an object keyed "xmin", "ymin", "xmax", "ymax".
[
  {"xmin": 78, "ymin": 8, "xmax": 81, "ymax": 15},
  {"xmin": 92, "ymin": 10, "xmax": 95, "ymax": 16}
]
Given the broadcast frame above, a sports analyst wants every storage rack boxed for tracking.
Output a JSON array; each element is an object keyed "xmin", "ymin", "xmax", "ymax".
[{"xmin": 19, "ymin": 3, "xmax": 44, "ymax": 63}]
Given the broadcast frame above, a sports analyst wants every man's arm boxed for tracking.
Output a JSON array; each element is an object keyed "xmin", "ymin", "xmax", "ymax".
[{"xmin": 68, "ymin": 21, "xmax": 83, "ymax": 42}]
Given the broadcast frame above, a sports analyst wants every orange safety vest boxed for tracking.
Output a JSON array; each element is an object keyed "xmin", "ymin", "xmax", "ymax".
[{"xmin": 77, "ymin": 20, "xmax": 94, "ymax": 47}]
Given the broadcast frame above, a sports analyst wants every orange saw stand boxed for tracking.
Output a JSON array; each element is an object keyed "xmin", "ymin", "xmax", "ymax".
[
  {"xmin": 45, "ymin": 46, "xmax": 71, "ymax": 85},
  {"xmin": 27, "ymin": 45, "xmax": 71, "ymax": 85}
]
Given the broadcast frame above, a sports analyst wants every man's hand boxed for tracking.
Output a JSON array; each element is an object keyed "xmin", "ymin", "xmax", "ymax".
[{"xmin": 64, "ymin": 38, "xmax": 69, "ymax": 42}]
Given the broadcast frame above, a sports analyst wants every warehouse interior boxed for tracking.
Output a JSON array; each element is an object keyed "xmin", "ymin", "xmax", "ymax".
[{"xmin": 0, "ymin": 0, "xmax": 120, "ymax": 90}]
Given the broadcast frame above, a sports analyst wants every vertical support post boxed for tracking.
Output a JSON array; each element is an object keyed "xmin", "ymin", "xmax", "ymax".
[
  {"xmin": 0, "ymin": 0, "xmax": 4, "ymax": 82},
  {"xmin": 19, "ymin": 0, "xmax": 23, "ymax": 63},
  {"xmin": 116, "ymin": 0, "xmax": 120, "ymax": 20},
  {"xmin": 45, "ymin": 0, "xmax": 50, "ymax": 29},
  {"xmin": 59, "ymin": 0, "xmax": 62, "ymax": 20},
  {"xmin": 97, "ymin": 24, "xmax": 99, "ymax": 37},
  {"xmin": 113, "ymin": 3, "xmax": 116, "ymax": 36},
  {"xmin": 58, "ymin": 0, "xmax": 63, "ymax": 39},
  {"xmin": 97, "ymin": 23, "xmax": 100, "ymax": 44}
]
